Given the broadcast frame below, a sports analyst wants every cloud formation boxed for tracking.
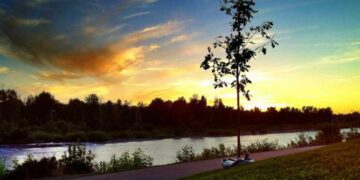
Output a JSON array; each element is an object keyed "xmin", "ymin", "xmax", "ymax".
[{"xmin": 0, "ymin": 0, "xmax": 175, "ymax": 80}]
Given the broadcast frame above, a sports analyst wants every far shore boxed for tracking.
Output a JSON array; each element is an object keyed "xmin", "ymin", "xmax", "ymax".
[{"xmin": 1, "ymin": 127, "xmax": 358, "ymax": 148}]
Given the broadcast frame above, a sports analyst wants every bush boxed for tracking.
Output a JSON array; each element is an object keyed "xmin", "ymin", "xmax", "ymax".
[
  {"xmin": 242, "ymin": 139, "xmax": 283, "ymax": 153},
  {"xmin": 110, "ymin": 131, "xmax": 132, "ymax": 139},
  {"xmin": 65, "ymin": 131, "xmax": 88, "ymax": 142},
  {"xmin": 314, "ymin": 125, "xmax": 343, "ymax": 144},
  {"xmin": 176, "ymin": 140, "xmax": 284, "ymax": 163},
  {"xmin": 288, "ymin": 126, "xmax": 344, "ymax": 148},
  {"xmin": 4, "ymin": 155, "xmax": 58, "ymax": 179},
  {"xmin": 200, "ymin": 144, "xmax": 234, "ymax": 159},
  {"xmin": 288, "ymin": 133, "xmax": 314, "ymax": 148},
  {"xmin": 176, "ymin": 145, "xmax": 197, "ymax": 162},
  {"xmin": 88, "ymin": 131, "xmax": 109, "ymax": 142},
  {"xmin": 344, "ymin": 128, "xmax": 360, "ymax": 140},
  {"xmin": 2, "ymin": 128, "xmax": 30, "ymax": 144},
  {"xmin": 96, "ymin": 148, "xmax": 153, "ymax": 173},
  {"xmin": 59, "ymin": 144, "xmax": 95, "ymax": 175},
  {"xmin": 30, "ymin": 131, "xmax": 63, "ymax": 142},
  {"xmin": 2, "ymin": 144, "xmax": 153, "ymax": 178}
]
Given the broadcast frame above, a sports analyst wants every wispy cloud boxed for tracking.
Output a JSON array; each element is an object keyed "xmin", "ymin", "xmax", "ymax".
[
  {"xmin": 0, "ymin": 66, "xmax": 9, "ymax": 74},
  {"xmin": 123, "ymin": 11, "xmax": 150, "ymax": 20},
  {"xmin": 280, "ymin": 49, "xmax": 360, "ymax": 72},
  {"xmin": 37, "ymin": 71, "xmax": 82, "ymax": 81}
]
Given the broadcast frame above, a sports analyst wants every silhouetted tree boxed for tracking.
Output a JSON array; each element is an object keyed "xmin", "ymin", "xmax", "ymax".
[
  {"xmin": 66, "ymin": 98, "xmax": 86, "ymax": 124},
  {"xmin": 0, "ymin": 89, "xmax": 23, "ymax": 122},
  {"xmin": 25, "ymin": 91, "xmax": 58, "ymax": 125},
  {"xmin": 201, "ymin": 0, "xmax": 278, "ymax": 158},
  {"xmin": 85, "ymin": 94, "xmax": 101, "ymax": 130},
  {"xmin": 0, "ymin": 88, "xmax": 349, "ymax": 144}
]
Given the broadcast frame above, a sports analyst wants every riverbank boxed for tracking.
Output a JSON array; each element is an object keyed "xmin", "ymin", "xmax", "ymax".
[
  {"xmin": 1, "ymin": 124, "xmax": 358, "ymax": 147},
  {"xmin": 62, "ymin": 146, "xmax": 324, "ymax": 180},
  {"xmin": 184, "ymin": 139, "xmax": 360, "ymax": 179}
]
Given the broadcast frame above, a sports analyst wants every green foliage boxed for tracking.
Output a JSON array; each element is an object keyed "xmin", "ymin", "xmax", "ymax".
[
  {"xmin": 176, "ymin": 140, "xmax": 283, "ymax": 163},
  {"xmin": 314, "ymin": 125, "xmax": 343, "ymax": 144},
  {"xmin": 288, "ymin": 133, "xmax": 315, "ymax": 148},
  {"xmin": 88, "ymin": 131, "xmax": 110, "ymax": 142},
  {"xmin": 200, "ymin": 144, "xmax": 234, "ymax": 159},
  {"xmin": 243, "ymin": 139, "xmax": 284, "ymax": 153},
  {"xmin": 201, "ymin": 0, "xmax": 278, "ymax": 99},
  {"xmin": 183, "ymin": 139, "xmax": 360, "ymax": 180},
  {"xmin": 5, "ymin": 155, "xmax": 58, "ymax": 179},
  {"xmin": 288, "ymin": 126, "xmax": 344, "ymax": 148},
  {"xmin": 65, "ymin": 131, "xmax": 88, "ymax": 142},
  {"xmin": 59, "ymin": 144, "xmax": 95, "ymax": 175},
  {"xmin": 96, "ymin": 148, "xmax": 153, "ymax": 173},
  {"xmin": 176, "ymin": 145, "xmax": 197, "ymax": 162},
  {"xmin": 30, "ymin": 131, "xmax": 63, "ymax": 142},
  {"xmin": 2, "ymin": 144, "xmax": 154, "ymax": 178}
]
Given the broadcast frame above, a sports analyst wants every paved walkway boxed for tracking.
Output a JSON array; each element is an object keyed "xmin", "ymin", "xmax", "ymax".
[{"xmin": 68, "ymin": 146, "xmax": 323, "ymax": 180}]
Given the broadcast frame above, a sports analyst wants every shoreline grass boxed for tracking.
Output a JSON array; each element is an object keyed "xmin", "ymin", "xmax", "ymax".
[{"xmin": 183, "ymin": 139, "xmax": 360, "ymax": 180}]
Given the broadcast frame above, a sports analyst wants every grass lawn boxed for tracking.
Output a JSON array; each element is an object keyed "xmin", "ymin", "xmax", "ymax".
[{"xmin": 183, "ymin": 139, "xmax": 360, "ymax": 180}]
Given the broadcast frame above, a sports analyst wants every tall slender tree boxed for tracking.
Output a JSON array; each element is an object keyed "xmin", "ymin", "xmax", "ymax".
[{"xmin": 201, "ymin": 0, "xmax": 278, "ymax": 158}]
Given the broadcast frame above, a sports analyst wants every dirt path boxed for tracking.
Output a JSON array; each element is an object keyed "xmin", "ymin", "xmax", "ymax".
[{"xmin": 68, "ymin": 146, "xmax": 323, "ymax": 180}]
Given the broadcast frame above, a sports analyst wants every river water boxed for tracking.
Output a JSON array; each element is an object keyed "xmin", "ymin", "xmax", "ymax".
[{"xmin": 0, "ymin": 129, "xmax": 356, "ymax": 169}]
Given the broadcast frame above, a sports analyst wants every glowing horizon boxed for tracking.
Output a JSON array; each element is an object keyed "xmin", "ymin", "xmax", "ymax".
[{"xmin": 0, "ymin": 0, "xmax": 359, "ymax": 113}]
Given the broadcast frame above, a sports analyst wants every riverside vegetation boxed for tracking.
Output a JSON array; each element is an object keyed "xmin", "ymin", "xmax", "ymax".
[
  {"xmin": 0, "ymin": 127, "xmax": 359, "ymax": 179},
  {"xmin": 183, "ymin": 138, "xmax": 360, "ymax": 180},
  {"xmin": 176, "ymin": 126, "xmax": 360, "ymax": 163},
  {"xmin": 1, "ymin": 89, "xmax": 359, "ymax": 144},
  {"xmin": 0, "ymin": 144, "xmax": 153, "ymax": 179}
]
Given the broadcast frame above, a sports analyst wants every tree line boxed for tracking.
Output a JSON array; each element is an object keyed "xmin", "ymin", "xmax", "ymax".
[{"xmin": 0, "ymin": 89, "xmax": 359, "ymax": 143}]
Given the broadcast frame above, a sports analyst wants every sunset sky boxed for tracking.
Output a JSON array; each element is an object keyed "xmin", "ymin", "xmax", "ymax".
[{"xmin": 0, "ymin": 0, "xmax": 359, "ymax": 113}]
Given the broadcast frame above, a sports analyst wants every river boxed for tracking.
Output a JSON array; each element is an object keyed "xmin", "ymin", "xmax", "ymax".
[{"xmin": 0, "ymin": 128, "xmax": 356, "ymax": 169}]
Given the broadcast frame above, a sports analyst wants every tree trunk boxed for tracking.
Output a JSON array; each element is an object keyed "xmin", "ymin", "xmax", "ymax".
[{"xmin": 236, "ymin": 72, "xmax": 241, "ymax": 159}]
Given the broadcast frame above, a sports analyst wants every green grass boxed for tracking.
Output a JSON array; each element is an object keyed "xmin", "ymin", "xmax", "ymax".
[
  {"xmin": 0, "ymin": 157, "xmax": 5, "ymax": 177},
  {"xmin": 183, "ymin": 139, "xmax": 360, "ymax": 180}
]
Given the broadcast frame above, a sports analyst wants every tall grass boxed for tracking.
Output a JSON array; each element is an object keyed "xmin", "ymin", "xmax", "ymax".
[
  {"xmin": 176, "ymin": 139, "xmax": 284, "ymax": 163},
  {"xmin": 3, "ymin": 144, "xmax": 153, "ymax": 179},
  {"xmin": 0, "ymin": 157, "xmax": 6, "ymax": 177},
  {"xmin": 96, "ymin": 148, "xmax": 153, "ymax": 173},
  {"xmin": 287, "ymin": 125, "xmax": 359, "ymax": 148}
]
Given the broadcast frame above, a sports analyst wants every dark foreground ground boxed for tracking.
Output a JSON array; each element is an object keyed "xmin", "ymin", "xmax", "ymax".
[{"xmin": 59, "ymin": 146, "xmax": 323, "ymax": 180}]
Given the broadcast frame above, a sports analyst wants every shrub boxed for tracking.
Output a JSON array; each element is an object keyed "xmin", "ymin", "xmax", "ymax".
[
  {"xmin": 88, "ymin": 131, "xmax": 109, "ymax": 142},
  {"xmin": 176, "ymin": 145, "xmax": 197, "ymax": 162},
  {"xmin": 200, "ymin": 144, "xmax": 234, "ymax": 159},
  {"xmin": 289, "ymin": 126, "xmax": 344, "ymax": 148},
  {"xmin": 30, "ymin": 131, "xmax": 63, "ymax": 142},
  {"xmin": 314, "ymin": 125, "xmax": 343, "ymax": 144},
  {"xmin": 132, "ymin": 148, "xmax": 153, "ymax": 168},
  {"xmin": 59, "ymin": 144, "xmax": 95, "ymax": 175},
  {"xmin": 110, "ymin": 131, "xmax": 132, "ymax": 139},
  {"xmin": 344, "ymin": 128, "xmax": 360, "ymax": 140},
  {"xmin": 2, "ymin": 128, "xmax": 30, "ymax": 144},
  {"xmin": 4, "ymin": 155, "xmax": 58, "ymax": 179},
  {"xmin": 176, "ymin": 140, "xmax": 283, "ymax": 163},
  {"xmin": 65, "ymin": 131, "xmax": 88, "ymax": 142},
  {"xmin": 242, "ymin": 139, "xmax": 283, "ymax": 153},
  {"xmin": 96, "ymin": 148, "xmax": 153, "ymax": 173},
  {"xmin": 288, "ymin": 133, "xmax": 314, "ymax": 148}
]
